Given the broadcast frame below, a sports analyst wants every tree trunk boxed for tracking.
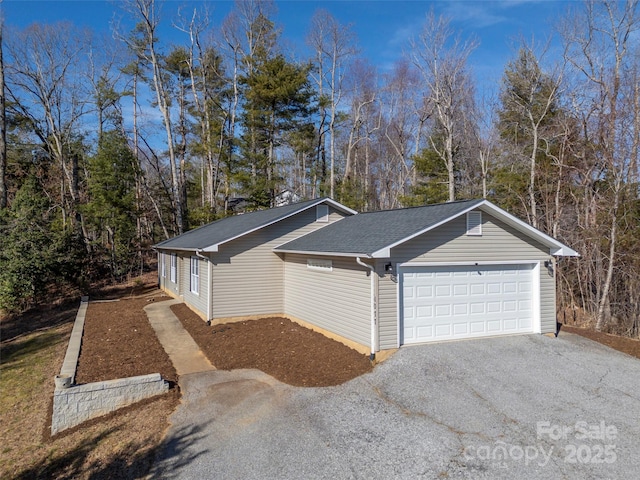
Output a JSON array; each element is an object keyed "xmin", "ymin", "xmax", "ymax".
[
  {"xmin": 0, "ymin": 20, "xmax": 6, "ymax": 210},
  {"xmin": 137, "ymin": 0, "xmax": 184, "ymax": 234},
  {"xmin": 595, "ymin": 189, "xmax": 619, "ymax": 331}
]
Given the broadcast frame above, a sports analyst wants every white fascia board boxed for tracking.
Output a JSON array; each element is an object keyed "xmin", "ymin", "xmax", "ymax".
[
  {"xmin": 154, "ymin": 246, "xmax": 199, "ymax": 252},
  {"xmin": 478, "ymin": 200, "xmax": 580, "ymax": 257},
  {"xmin": 205, "ymin": 198, "xmax": 357, "ymax": 253},
  {"xmin": 324, "ymin": 198, "xmax": 359, "ymax": 216},
  {"xmin": 273, "ymin": 248, "xmax": 369, "ymax": 258},
  {"xmin": 551, "ymin": 246, "xmax": 579, "ymax": 256}
]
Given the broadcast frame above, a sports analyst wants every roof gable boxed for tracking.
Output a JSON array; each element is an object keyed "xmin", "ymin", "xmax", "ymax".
[
  {"xmin": 155, "ymin": 198, "xmax": 356, "ymax": 252},
  {"xmin": 274, "ymin": 199, "xmax": 579, "ymax": 258},
  {"xmin": 275, "ymin": 199, "xmax": 482, "ymax": 257}
]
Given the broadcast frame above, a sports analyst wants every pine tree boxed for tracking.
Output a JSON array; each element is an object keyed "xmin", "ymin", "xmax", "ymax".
[
  {"xmin": 239, "ymin": 55, "xmax": 313, "ymax": 207},
  {"xmin": 495, "ymin": 46, "xmax": 561, "ymax": 226},
  {"xmin": 84, "ymin": 130, "xmax": 138, "ymax": 280}
]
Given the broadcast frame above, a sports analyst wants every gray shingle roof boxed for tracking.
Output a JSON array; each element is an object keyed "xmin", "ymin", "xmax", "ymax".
[
  {"xmin": 155, "ymin": 197, "xmax": 340, "ymax": 251},
  {"xmin": 275, "ymin": 199, "xmax": 483, "ymax": 257}
]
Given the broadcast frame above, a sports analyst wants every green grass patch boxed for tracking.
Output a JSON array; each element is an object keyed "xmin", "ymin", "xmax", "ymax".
[
  {"xmin": 0, "ymin": 324, "xmax": 70, "ymax": 476},
  {"xmin": 0, "ymin": 329, "xmax": 67, "ymax": 413}
]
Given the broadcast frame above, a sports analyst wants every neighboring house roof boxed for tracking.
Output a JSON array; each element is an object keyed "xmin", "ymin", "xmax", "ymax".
[
  {"xmin": 154, "ymin": 197, "xmax": 357, "ymax": 252},
  {"xmin": 275, "ymin": 199, "xmax": 580, "ymax": 258}
]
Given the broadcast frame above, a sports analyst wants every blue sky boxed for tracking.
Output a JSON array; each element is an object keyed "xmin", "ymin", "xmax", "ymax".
[{"xmin": 3, "ymin": 0, "xmax": 570, "ymax": 92}]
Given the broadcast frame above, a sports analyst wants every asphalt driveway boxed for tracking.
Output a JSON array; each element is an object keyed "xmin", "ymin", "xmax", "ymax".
[{"xmin": 152, "ymin": 333, "xmax": 640, "ymax": 479}]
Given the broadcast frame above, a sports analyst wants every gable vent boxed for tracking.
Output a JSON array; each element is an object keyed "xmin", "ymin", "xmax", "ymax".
[
  {"xmin": 466, "ymin": 211, "xmax": 482, "ymax": 236},
  {"xmin": 316, "ymin": 204, "xmax": 329, "ymax": 223}
]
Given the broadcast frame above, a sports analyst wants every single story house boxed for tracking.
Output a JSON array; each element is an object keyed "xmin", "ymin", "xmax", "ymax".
[{"xmin": 155, "ymin": 197, "xmax": 578, "ymax": 358}]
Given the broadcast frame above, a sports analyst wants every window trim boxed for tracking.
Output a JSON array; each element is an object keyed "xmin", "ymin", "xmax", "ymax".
[
  {"xmin": 190, "ymin": 256, "xmax": 199, "ymax": 295},
  {"xmin": 161, "ymin": 253, "xmax": 166, "ymax": 278},
  {"xmin": 170, "ymin": 253, "xmax": 177, "ymax": 283}
]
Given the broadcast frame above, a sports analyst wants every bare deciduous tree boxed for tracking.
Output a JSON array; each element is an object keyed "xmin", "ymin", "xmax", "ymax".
[
  {"xmin": 121, "ymin": 0, "xmax": 185, "ymax": 234},
  {"xmin": 561, "ymin": 0, "xmax": 640, "ymax": 331},
  {"xmin": 307, "ymin": 9, "xmax": 357, "ymax": 199},
  {"xmin": 5, "ymin": 22, "xmax": 89, "ymax": 230},
  {"xmin": 410, "ymin": 10, "xmax": 478, "ymax": 202}
]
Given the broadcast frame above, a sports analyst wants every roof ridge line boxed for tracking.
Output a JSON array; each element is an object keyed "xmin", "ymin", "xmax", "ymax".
[{"xmin": 355, "ymin": 198, "xmax": 482, "ymax": 215}]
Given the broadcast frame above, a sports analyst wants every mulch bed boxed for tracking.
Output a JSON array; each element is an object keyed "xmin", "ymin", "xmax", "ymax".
[
  {"xmin": 75, "ymin": 295, "xmax": 178, "ymax": 385},
  {"xmin": 172, "ymin": 304, "xmax": 373, "ymax": 387},
  {"xmin": 560, "ymin": 325, "xmax": 640, "ymax": 360}
]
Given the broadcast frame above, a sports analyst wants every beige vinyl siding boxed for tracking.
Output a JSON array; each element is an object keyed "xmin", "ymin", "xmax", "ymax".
[
  {"xmin": 158, "ymin": 251, "xmax": 165, "ymax": 289},
  {"xmin": 179, "ymin": 255, "xmax": 208, "ymax": 317},
  {"xmin": 377, "ymin": 209, "xmax": 556, "ymax": 348},
  {"xmin": 284, "ymin": 254, "xmax": 371, "ymax": 347},
  {"xmin": 211, "ymin": 207, "xmax": 347, "ymax": 319},
  {"xmin": 159, "ymin": 251, "xmax": 180, "ymax": 297},
  {"xmin": 376, "ymin": 261, "xmax": 398, "ymax": 350}
]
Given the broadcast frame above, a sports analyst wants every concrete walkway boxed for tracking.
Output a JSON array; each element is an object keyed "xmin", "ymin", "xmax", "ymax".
[{"xmin": 144, "ymin": 299, "xmax": 215, "ymax": 376}]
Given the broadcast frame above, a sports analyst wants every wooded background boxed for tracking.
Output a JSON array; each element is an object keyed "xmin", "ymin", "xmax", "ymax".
[{"xmin": 0, "ymin": 0, "xmax": 638, "ymax": 338}]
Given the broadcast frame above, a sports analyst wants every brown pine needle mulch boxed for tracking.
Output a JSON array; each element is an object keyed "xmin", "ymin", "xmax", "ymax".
[{"xmin": 171, "ymin": 303, "xmax": 373, "ymax": 387}]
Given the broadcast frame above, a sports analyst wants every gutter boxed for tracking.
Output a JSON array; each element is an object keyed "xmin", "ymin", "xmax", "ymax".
[{"xmin": 356, "ymin": 257, "xmax": 376, "ymax": 361}]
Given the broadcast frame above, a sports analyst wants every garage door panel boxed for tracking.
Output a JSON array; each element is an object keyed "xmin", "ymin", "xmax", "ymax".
[
  {"xmin": 470, "ymin": 321, "xmax": 485, "ymax": 333},
  {"xmin": 417, "ymin": 286, "xmax": 433, "ymax": 298},
  {"xmin": 435, "ymin": 285, "xmax": 451, "ymax": 297},
  {"xmin": 453, "ymin": 322, "xmax": 468, "ymax": 335},
  {"xmin": 503, "ymin": 300, "xmax": 517, "ymax": 312},
  {"xmin": 453, "ymin": 285, "xmax": 468, "ymax": 296},
  {"xmin": 417, "ymin": 325, "xmax": 433, "ymax": 338},
  {"xmin": 401, "ymin": 264, "xmax": 535, "ymax": 344},
  {"xmin": 470, "ymin": 302, "xmax": 485, "ymax": 314},
  {"xmin": 504, "ymin": 318, "xmax": 518, "ymax": 330},
  {"xmin": 503, "ymin": 282, "xmax": 517, "ymax": 294},
  {"xmin": 487, "ymin": 301, "xmax": 501, "ymax": 313},
  {"xmin": 435, "ymin": 324, "xmax": 451, "ymax": 337},
  {"xmin": 404, "ymin": 326, "xmax": 415, "ymax": 341},
  {"xmin": 487, "ymin": 320, "xmax": 502, "ymax": 332},
  {"xmin": 453, "ymin": 303, "xmax": 468, "ymax": 315}
]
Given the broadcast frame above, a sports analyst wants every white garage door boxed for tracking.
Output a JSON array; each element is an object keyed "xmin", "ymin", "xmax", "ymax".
[{"xmin": 401, "ymin": 264, "xmax": 535, "ymax": 344}]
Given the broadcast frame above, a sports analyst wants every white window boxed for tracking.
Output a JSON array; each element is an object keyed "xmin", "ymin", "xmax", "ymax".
[
  {"xmin": 316, "ymin": 204, "xmax": 329, "ymax": 223},
  {"xmin": 161, "ymin": 253, "xmax": 166, "ymax": 278},
  {"xmin": 466, "ymin": 211, "xmax": 482, "ymax": 236},
  {"xmin": 190, "ymin": 257, "xmax": 199, "ymax": 294},
  {"xmin": 307, "ymin": 258, "xmax": 332, "ymax": 272},
  {"xmin": 170, "ymin": 253, "xmax": 177, "ymax": 283}
]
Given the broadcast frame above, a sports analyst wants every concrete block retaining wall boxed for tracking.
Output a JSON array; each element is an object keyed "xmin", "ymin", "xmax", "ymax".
[
  {"xmin": 52, "ymin": 297, "xmax": 169, "ymax": 435},
  {"xmin": 52, "ymin": 373, "xmax": 168, "ymax": 435}
]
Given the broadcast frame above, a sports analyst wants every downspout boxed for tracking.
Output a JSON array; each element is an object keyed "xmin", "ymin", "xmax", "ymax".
[
  {"xmin": 196, "ymin": 249, "xmax": 212, "ymax": 321},
  {"xmin": 356, "ymin": 257, "xmax": 376, "ymax": 361}
]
